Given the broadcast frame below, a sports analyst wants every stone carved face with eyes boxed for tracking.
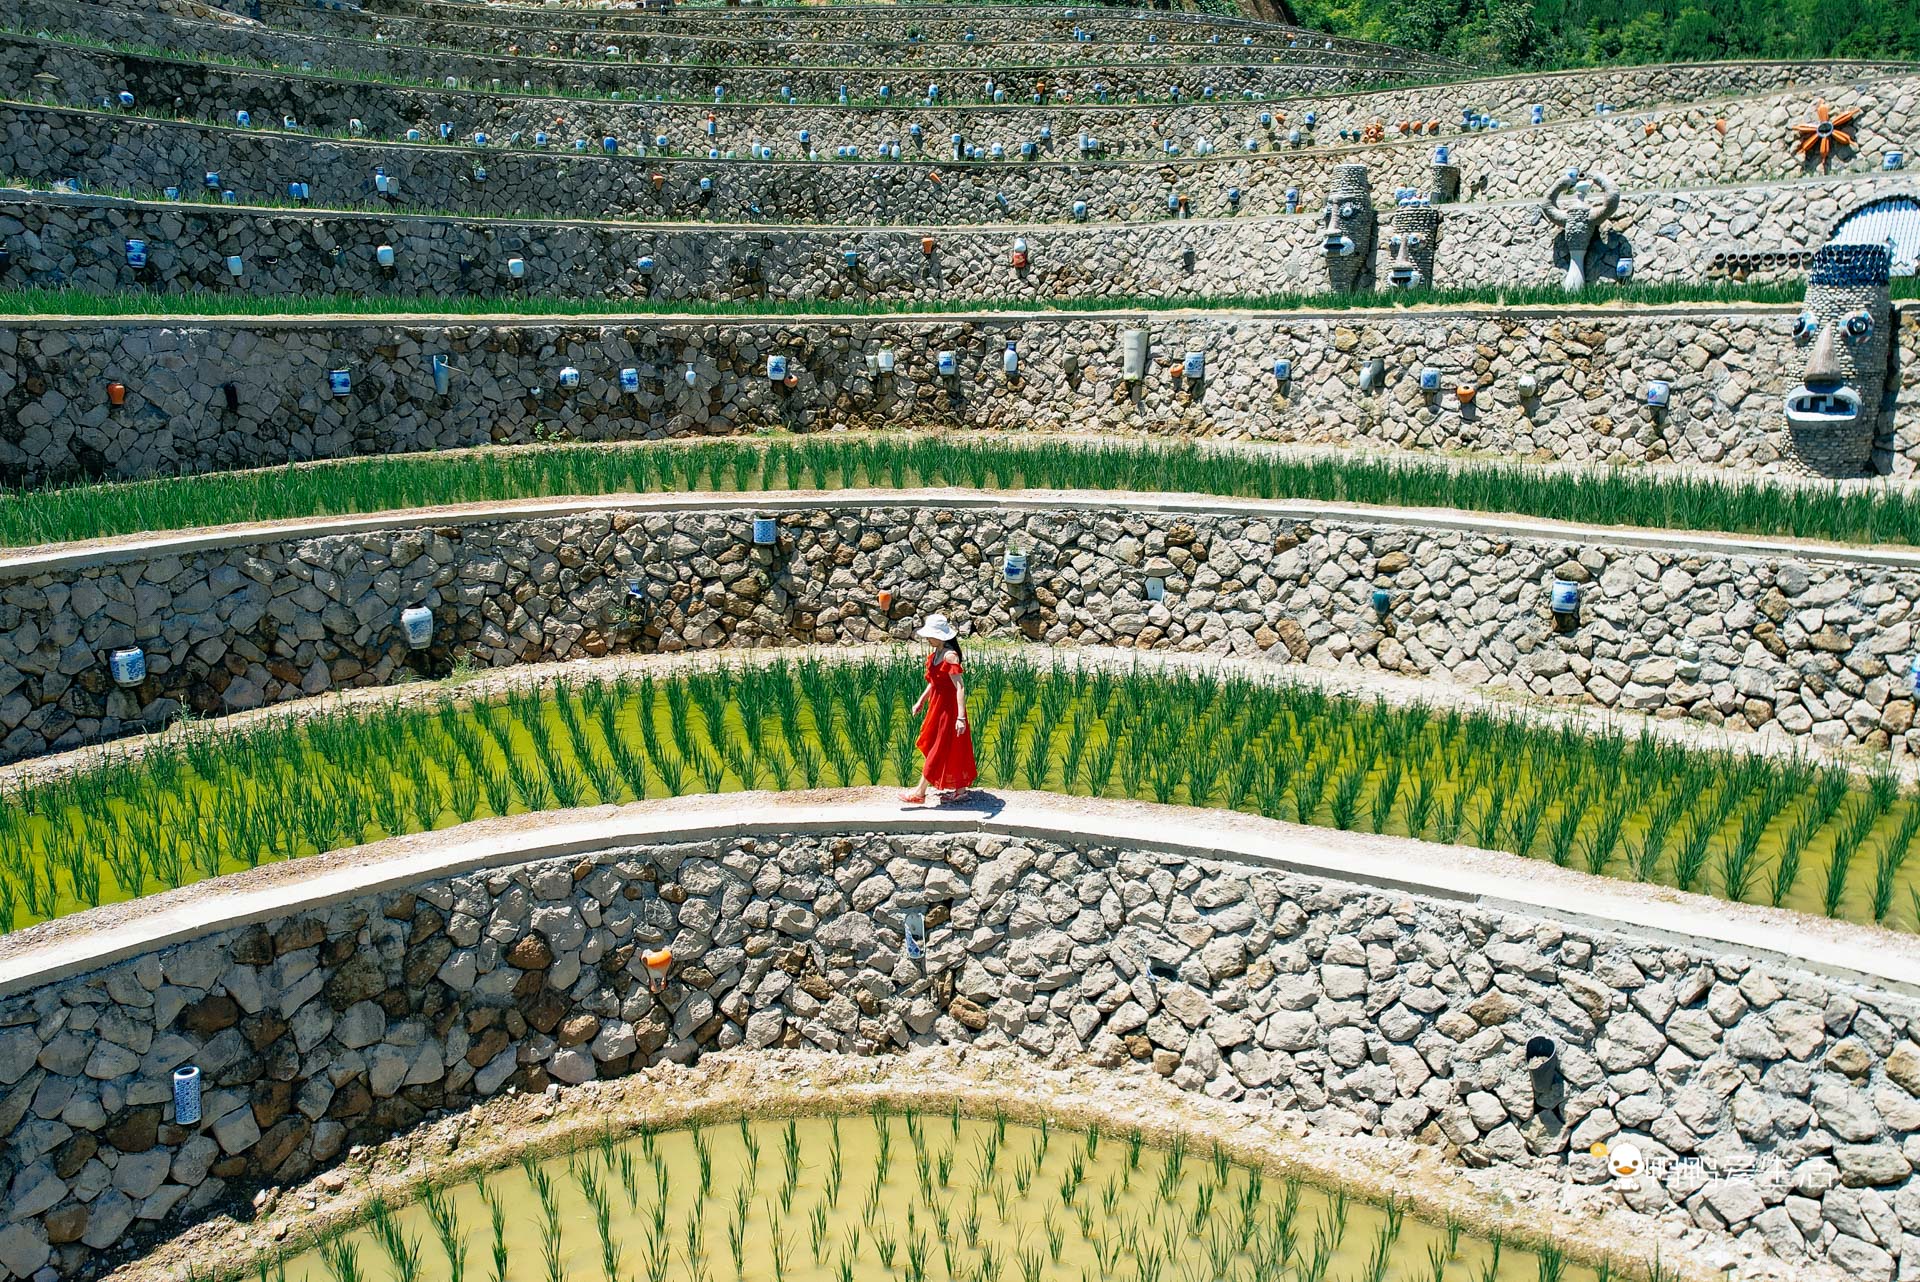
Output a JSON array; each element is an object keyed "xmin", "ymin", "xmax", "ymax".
[
  {"xmin": 1785, "ymin": 243, "xmax": 1893, "ymax": 476},
  {"xmin": 1321, "ymin": 164, "xmax": 1376, "ymax": 293},
  {"xmin": 1540, "ymin": 171, "xmax": 1619, "ymax": 292},
  {"xmin": 1384, "ymin": 206, "xmax": 1440, "ymax": 290}
]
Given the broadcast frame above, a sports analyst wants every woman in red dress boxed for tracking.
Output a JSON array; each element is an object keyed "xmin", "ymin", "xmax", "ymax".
[{"xmin": 902, "ymin": 614, "xmax": 978, "ymax": 804}]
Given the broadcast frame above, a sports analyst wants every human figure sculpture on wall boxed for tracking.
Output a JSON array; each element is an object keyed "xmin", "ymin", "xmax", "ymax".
[
  {"xmin": 1540, "ymin": 171, "xmax": 1620, "ymax": 292},
  {"xmin": 1784, "ymin": 242, "xmax": 1894, "ymax": 477},
  {"xmin": 1321, "ymin": 164, "xmax": 1377, "ymax": 294},
  {"xmin": 1383, "ymin": 206, "xmax": 1440, "ymax": 290}
]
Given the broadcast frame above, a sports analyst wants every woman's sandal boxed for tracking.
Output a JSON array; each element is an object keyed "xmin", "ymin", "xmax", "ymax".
[{"xmin": 900, "ymin": 791, "xmax": 928, "ymax": 804}]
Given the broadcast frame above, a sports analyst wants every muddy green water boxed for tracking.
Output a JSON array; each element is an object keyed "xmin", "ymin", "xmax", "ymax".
[{"xmin": 271, "ymin": 1114, "xmax": 1601, "ymax": 1282}]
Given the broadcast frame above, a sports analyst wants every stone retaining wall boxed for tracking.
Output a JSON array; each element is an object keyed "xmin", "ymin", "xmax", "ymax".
[
  {"xmin": 9, "ymin": 0, "xmax": 1406, "ymax": 102},
  {"xmin": 268, "ymin": 0, "xmax": 1403, "ymax": 50},
  {"xmin": 0, "ymin": 37, "xmax": 1493, "ymax": 163},
  {"xmin": 4, "ymin": 498, "xmax": 1920, "ymax": 762},
  {"xmin": 16, "ymin": 36, "xmax": 1920, "ymax": 180},
  {"xmin": 0, "ymin": 36, "xmax": 1581, "ymax": 165},
  {"xmin": 16, "ymin": 0, "xmax": 1900, "ymax": 131},
  {"xmin": 231, "ymin": 0, "xmax": 1445, "ymax": 71},
  {"xmin": 6, "ymin": 67, "xmax": 1912, "ymax": 226},
  {"xmin": 1, "ymin": 826, "xmax": 1916, "ymax": 1281},
  {"xmin": 2, "ymin": 172, "xmax": 1906, "ymax": 306},
  {"xmin": 5, "ymin": 309, "xmax": 1917, "ymax": 486}
]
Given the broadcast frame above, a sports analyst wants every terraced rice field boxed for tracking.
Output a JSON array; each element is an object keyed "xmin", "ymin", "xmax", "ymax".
[
  {"xmin": 12, "ymin": 436, "xmax": 1920, "ymax": 549},
  {"xmin": 265, "ymin": 1111, "xmax": 1611, "ymax": 1282},
  {"xmin": 6, "ymin": 656, "xmax": 1915, "ymax": 934}
]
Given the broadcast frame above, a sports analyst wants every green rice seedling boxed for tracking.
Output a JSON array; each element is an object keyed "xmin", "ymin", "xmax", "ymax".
[
  {"xmin": 578, "ymin": 1172, "xmax": 621, "ymax": 1282},
  {"xmin": 320, "ymin": 1236, "xmax": 364, "ymax": 1282},
  {"xmin": 1672, "ymin": 808, "xmax": 1718, "ymax": 893},
  {"xmin": 448, "ymin": 768, "xmax": 483, "ymax": 823},
  {"xmin": 1362, "ymin": 1224, "xmax": 1396, "ymax": 1282},
  {"xmin": 1545, "ymin": 790, "xmax": 1590, "ymax": 867},
  {"xmin": 692, "ymin": 1126, "xmax": 714, "ymax": 1200},
  {"xmin": 1720, "ymin": 793, "xmax": 1775, "ymax": 901},
  {"xmin": 1147, "ymin": 738, "xmax": 1188, "ymax": 805},
  {"xmin": 1506, "ymin": 785, "xmax": 1549, "ymax": 859},
  {"xmin": 905, "ymin": 1229, "xmax": 931, "ymax": 1282},
  {"xmin": 1369, "ymin": 761, "xmax": 1403, "ymax": 835},
  {"xmin": 1631, "ymin": 788, "xmax": 1687, "ymax": 882},
  {"xmin": 614, "ymin": 1149, "xmax": 640, "ymax": 1209},
  {"xmin": 692, "ymin": 749, "xmax": 728, "ymax": 794},
  {"xmin": 422, "ymin": 1186, "xmax": 467, "ymax": 1282},
  {"xmin": 1582, "ymin": 794, "xmax": 1631, "ymax": 876},
  {"xmin": 1813, "ymin": 768, "xmax": 1852, "ymax": 825},
  {"xmin": 686, "ymin": 1212, "xmax": 706, "ymax": 1266},
  {"xmin": 652, "ymin": 746, "xmax": 688, "ymax": 796},
  {"xmin": 515, "ymin": 1162, "xmax": 572, "ymax": 1277},
  {"xmin": 792, "ymin": 739, "xmax": 824, "ymax": 790},
  {"xmin": 1060, "ymin": 713, "xmax": 1092, "ymax": 796},
  {"xmin": 483, "ymin": 1183, "xmax": 509, "ymax": 1282},
  {"xmin": 549, "ymin": 761, "xmax": 587, "ymax": 810},
  {"xmin": 1185, "ymin": 747, "xmax": 1224, "ymax": 808},
  {"xmin": 1328, "ymin": 757, "xmax": 1371, "ymax": 831},
  {"xmin": 1771, "ymin": 809, "xmax": 1820, "ymax": 907},
  {"xmin": 1188, "ymin": 1182, "xmax": 1215, "ymax": 1238},
  {"xmin": 727, "ymin": 1192, "xmax": 748, "ymax": 1276},
  {"xmin": 505, "ymin": 754, "xmax": 553, "ymax": 813},
  {"xmin": 1434, "ymin": 781, "xmax": 1473, "ymax": 845},
  {"xmin": 1871, "ymin": 805, "xmax": 1920, "ymax": 920},
  {"xmin": 1292, "ymin": 757, "xmax": 1335, "ymax": 824},
  {"xmin": 1870, "ymin": 769, "xmax": 1901, "ymax": 817},
  {"xmin": 1020, "ymin": 715, "xmax": 1054, "ymax": 791},
  {"xmin": 369, "ymin": 1199, "xmax": 424, "ymax": 1282},
  {"xmin": 1427, "ymin": 1244, "xmax": 1450, "ymax": 1282},
  {"xmin": 1823, "ymin": 802, "xmax": 1876, "ymax": 917},
  {"xmin": 1476, "ymin": 1234, "xmax": 1503, "ymax": 1282},
  {"xmin": 1470, "ymin": 788, "xmax": 1509, "ymax": 850},
  {"xmin": 1390, "ymin": 771, "xmax": 1436, "ymax": 840},
  {"xmin": 1086, "ymin": 736, "xmax": 1120, "ymax": 797},
  {"xmin": 874, "ymin": 1225, "xmax": 898, "ymax": 1269},
  {"xmin": 1538, "ymin": 1241, "xmax": 1567, "ymax": 1282}
]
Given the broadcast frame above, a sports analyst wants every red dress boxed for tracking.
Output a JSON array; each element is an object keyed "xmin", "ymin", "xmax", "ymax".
[{"xmin": 916, "ymin": 650, "xmax": 978, "ymax": 791}]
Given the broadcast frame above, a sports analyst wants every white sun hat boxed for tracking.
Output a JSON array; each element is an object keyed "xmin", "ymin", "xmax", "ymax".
[{"xmin": 915, "ymin": 614, "xmax": 958, "ymax": 641}]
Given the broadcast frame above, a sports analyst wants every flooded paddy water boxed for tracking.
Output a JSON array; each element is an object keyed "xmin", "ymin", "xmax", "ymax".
[{"xmin": 268, "ymin": 1111, "xmax": 1605, "ymax": 1282}]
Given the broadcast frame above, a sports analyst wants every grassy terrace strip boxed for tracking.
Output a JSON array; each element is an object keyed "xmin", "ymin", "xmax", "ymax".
[
  {"xmin": 0, "ymin": 279, "xmax": 1846, "ymax": 318},
  {"xmin": 6, "ymin": 436, "xmax": 1920, "ymax": 552},
  {"xmin": 4, "ymin": 654, "xmax": 1914, "ymax": 934}
]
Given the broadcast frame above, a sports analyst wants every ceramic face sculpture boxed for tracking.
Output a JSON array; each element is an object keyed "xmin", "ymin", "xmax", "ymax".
[
  {"xmin": 1321, "ymin": 164, "xmax": 1376, "ymax": 293},
  {"xmin": 1540, "ymin": 172, "xmax": 1620, "ymax": 292},
  {"xmin": 1785, "ymin": 243, "xmax": 1893, "ymax": 476},
  {"xmin": 1384, "ymin": 207, "xmax": 1440, "ymax": 290}
]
